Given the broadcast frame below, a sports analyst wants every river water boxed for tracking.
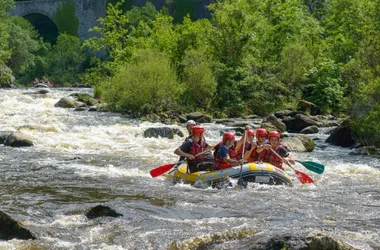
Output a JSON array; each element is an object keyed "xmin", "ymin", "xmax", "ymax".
[{"xmin": 0, "ymin": 88, "xmax": 379, "ymax": 250}]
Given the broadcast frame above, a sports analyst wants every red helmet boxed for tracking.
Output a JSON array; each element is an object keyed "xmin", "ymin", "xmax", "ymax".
[
  {"xmin": 223, "ymin": 132, "xmax": 235, "ymax": 142},
  {"xmin": 247, "ymin": 129, "xmax": 255, "ymax": 137},
  {"xmin": 256, "ymin": 128, "xmax": 268, "ymax": 138},
  {"xmin": 192, "ymin": 125, "xmax": 205, "ymax": 137},
  {"xmin": 268, "ymin": 131, "xmax": 280, "ymax": 140}
]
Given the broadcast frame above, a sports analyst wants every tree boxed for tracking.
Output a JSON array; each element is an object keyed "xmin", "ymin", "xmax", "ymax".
[
  {"xmin": 83, "ymin": 2, "xmax": 158, "ymax": 84},
  {"xmin": 180, "ymin": 48, "xmax": 217, "ymax": 110},
  {"xmin": 0, "ymin": 0, "xmax": 14, "ymax": 86},
  {"xmin": 0, "ymin": 0, "xmax": 14, "ymax": 63},
  {"xmin": 7, "ymin": 17, "xmax": 39, "ymax": 74},
  {"xmin": 53, "ymin": 0, "xmax": 79, "ymax": 36},
  {"xmin": 48, "ymin": 33, "xmax": 86, "ymax": 84},
  {"xmin": 302, "ymin": 60, "xmax": 344, "ymax": 113}
]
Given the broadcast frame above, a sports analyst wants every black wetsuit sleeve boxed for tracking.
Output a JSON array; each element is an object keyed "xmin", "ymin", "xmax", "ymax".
[
  {"xmin": 279, "ymin": 147, "xmax": 289, "ymax": 157},
  {"xmin": 179, "ymin": 141, "xmax": 192, "ymax": 153}
]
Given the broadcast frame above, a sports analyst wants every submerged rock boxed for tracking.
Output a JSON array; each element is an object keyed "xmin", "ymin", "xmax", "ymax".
[
  {"xmin": 85, "ymin": 205, "xmax": 122, "ymax": 220},
  {"xmin": 0, "ymin": 210, "xmax": 36, "ymax": 240}
]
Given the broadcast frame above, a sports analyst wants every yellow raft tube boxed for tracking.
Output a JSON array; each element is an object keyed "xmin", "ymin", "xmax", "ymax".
[{"xmin": 172, "ymin": 162, "xmax": 293, "ymax": 188}]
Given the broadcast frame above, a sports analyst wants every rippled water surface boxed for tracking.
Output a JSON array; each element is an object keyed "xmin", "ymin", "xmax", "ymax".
[{"xmin": 0, "ymin": 88, "xmax": 379, "ymax": 249}]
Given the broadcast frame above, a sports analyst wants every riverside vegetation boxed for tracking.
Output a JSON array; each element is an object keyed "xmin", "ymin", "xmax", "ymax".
[{"xmin": 0, "ymin": 0, "xmax": 379, "ymax": 147}]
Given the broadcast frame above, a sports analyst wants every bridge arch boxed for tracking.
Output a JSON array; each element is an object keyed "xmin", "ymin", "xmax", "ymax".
[{"xmin": 22, "ymin": 11, "xmax": 59, "ymax": 44}]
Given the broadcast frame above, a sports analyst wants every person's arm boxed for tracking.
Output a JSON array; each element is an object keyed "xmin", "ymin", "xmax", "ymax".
[
  {"xmin": 235, "ymin": 125, "xmax": 251, "ymax": 152},
  {"xmin": 256, "ymin": 144, "xmax": 266, "ymax": 153},
  {"xmin": 174, "ymin": 142, "xmax": 195, "ymax": 160},
  {"xmin": 224, "ymin": 155, "xmax": 245, "ymax": 165},
  {"xmin": 219, "ymin": 147, "xmax": 244, "ymax": 165},
  {"xmin": 243, "ymin": 143, "xmax": 256, "ymax": 160},
  {"xmin": 234, "ymin": 139, "xmax": 243, "ymax": 152},
  {"xmin": 279, "ymin": 147, "xmax": 295, "ymax": 165}
]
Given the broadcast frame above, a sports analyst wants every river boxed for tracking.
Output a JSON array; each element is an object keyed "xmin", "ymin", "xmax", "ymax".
[{"xmin": 0, "ymin": 88, "xmax": 379, "ymax": 250}]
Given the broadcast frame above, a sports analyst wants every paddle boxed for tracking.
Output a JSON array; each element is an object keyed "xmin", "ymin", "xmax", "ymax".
[
  {"xmin": 150, "ymin": 162, "xmax": 183, "ymax": 178},
  {"xmin": 270, "ymin": 148, "xmax": 313, "ymax": 184},
  {"xmin": 295, "ymin": 160, "xmax": 325, "ymax": 174},
  {"xmin": 150, "ymin": 149, "xmax": 211, "ymax": 178},
  {"xmin": 237, "ymin": 130, "xmax": 247, "ymax": 187}
]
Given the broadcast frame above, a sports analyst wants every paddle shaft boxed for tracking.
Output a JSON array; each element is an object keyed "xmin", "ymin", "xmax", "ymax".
[
  {"xmin": 238, "ymin": 130, "xmax": 247, "ymax": 187},
  {"xmin": 269, "ymin": 148, "xmax": 314, "ymax": 184}
]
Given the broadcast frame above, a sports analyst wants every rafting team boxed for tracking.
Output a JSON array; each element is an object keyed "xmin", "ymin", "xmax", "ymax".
[
  {"xmin": 32, "ymin": 77, "xmax": 54, "ymax": 87},
  {"xmin": 174, "ymin": 120, "xmax": 295, "ymax": 173}
]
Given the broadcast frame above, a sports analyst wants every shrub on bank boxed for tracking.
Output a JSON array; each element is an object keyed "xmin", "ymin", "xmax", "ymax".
[{"xmin": 101, "ymin": 49, "xmax": 182, "ymax": 116}]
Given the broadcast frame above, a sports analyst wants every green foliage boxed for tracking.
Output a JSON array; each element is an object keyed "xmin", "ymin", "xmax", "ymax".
[
  {"xmin": 83, "ymin": 2, "xmax": 158, "ymax": 84},
  {"xmin": 166, "ymin": 0, "xmax": 196, "ymax": 23},
  {"xmin": 302, "ymin": 60, "xmax": 344, "ymax": 113},
  {"xmin": 48, "ymin": 33, "xmax": 86, "ymax": 84},
  {"xmin": 0, "ymin": 0, "xmax": 14, "ymax": 63},
  {"xmin": 0, "ymin": 61, "xmax": 14, "ymax": 86},
  {"xmin": 7, "ymin": 17, "xmax": 39, "ymax": 74},
  {"xmin": 107, "ymin": 0, "xmax": 133, "ymax": 12},
  {"xmin": 321, "ymin": 0, "xmax": 364, "ymax": 64},
  {"xmin": 53, "ymin": 0, "xmax": 79, "ymax": 36},
  {"xmin": 180, "ymin": 48, "xmax": 216, "ymax": 110},
  {"xmin": 352, "ymin": 103, "xmax": 380, "ymax": 147},
  {"xmin": 279, "ymin": 42, "xmax": 314, "ymax": 98},
  {"xmin": 76, "ymin": 0, "xmax": 380, "ymax": 132},
  {"xmin": 101, "ymin": 49, "xmax": 181, "ymax": 115},
  {"xmin": 93, "ymin": 85, "xmax": 103, "ymax": 99}
]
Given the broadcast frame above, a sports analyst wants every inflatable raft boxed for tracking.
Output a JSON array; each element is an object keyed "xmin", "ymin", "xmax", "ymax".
[
  {"xmin": 172, "ymin": 162, "xmax": 293, "ymax": 188},
  {"xmin": 34, "ymin": 83, "xmax": 51, "ymax": 88}
]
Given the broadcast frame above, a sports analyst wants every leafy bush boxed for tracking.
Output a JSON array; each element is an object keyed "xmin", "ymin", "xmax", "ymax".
[
  {"xmin": 101, "ymin": 49, "xmax": 182, "ymax": 115},
  {"xmin": 93, "ymin": 85, "xmax": 103, "ymax": 99}
]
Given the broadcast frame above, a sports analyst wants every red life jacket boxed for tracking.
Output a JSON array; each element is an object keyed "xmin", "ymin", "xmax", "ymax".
[
  {"xmin": 259, "ymin": 146, "xmax": 284, "ymax": 170},
  {"xmin": 248, "ymin": 142, "xmax": 263, "ymax": 163},
  {"xmin": 214, "ymin": 142, "xmax": 238, "ymax": 169},
  {"xmin": 187, "ymin": 138, "xmax": 206, "ymax": 166},
  {"xmin": 235, "ymin": 141, "xmax": 252, "ymax": 160}
]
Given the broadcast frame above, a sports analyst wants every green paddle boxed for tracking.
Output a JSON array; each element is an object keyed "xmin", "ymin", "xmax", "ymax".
[{"xmin": 295, "ymin": 160, "xmax": 325, "ymax": 174}]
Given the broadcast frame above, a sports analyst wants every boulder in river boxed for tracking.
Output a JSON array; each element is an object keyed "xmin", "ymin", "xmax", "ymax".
[
  {"xmin": 306, "ymin": 230, "xmax": 358, "ymax": 250},
  {"xmin": 186, "ymin": 112, "xmax": 212, "ymax": 123},
  {"xmin": 263, "ymin": 114, "xmax": 287, "ymax": 132},
  {"xmin": 281, "ymin": 135, "xmax": 315, "ymax": 152},
  {"xmin": 0, "ymin": 210, "xmax": 36, "ymax": 240},
  {"xmin": 326, "ymin": 119, "xmax": 355, "ymax": 147},
  {"xmin": 4, "ymin": 131, "xmax": 34, "ymax": 147},
  {"xmin": 253, "ymin": 230, "xmax": 358, "ymax": 250},
  {"xmin": 144, "ymin": 127, "xmax": 184, "ymax": 139},
  {"xmin": 85, "ymin": 205, "xmax": 123, "ymax": 220}
]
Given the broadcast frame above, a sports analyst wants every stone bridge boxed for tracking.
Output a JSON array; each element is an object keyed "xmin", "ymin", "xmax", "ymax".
[
  {"xmin": 10, "ymin": 0, "xmax": 212, "ymax": 43},
  {"xmin": 10, "ymin": 0, "xmax": 108, "ymax": 42}
]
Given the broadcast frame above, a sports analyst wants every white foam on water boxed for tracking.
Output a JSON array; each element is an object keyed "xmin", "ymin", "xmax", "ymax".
[{"xmin": 57, "ymin": 163, "xmax": 150, "ymax": 178}]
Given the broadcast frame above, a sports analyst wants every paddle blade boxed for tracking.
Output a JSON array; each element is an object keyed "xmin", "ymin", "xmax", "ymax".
[
  {"xmin": 296, "ymin": 160, "xmax": 325, "ymax": 174},
  {"xmin": 150, "ymin": 164, "xmax": 175, "ymax": 178},
  {"xmin": 294, "ymin": 170, "xmax": 314, "ymax": 184}
]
